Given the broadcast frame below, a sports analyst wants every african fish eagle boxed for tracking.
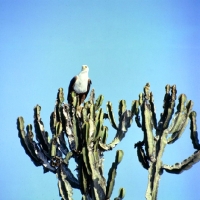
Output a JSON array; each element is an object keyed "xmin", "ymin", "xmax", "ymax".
[{"xmin": 67, "ymin": 65, "xmax": 92, "ymax": 104}]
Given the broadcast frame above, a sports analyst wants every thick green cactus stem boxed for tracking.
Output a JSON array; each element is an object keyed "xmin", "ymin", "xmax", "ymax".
[
  {"xmin": 57, "ymin": 88, "xmax": 65, "ymax": 103},
  {"xmin": 134, "ymin": 83, "xmax": 200, "ymax": 200},
  {"xmin": 106, "ymin": 150, "xmax": 124, "ymax": 199}
]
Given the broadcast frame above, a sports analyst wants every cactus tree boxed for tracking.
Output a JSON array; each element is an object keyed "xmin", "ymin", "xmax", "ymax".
[
  {"xmin": 17, "ymin": 88, "xmax": 138, "ymax": 200},
  {"xmin": 134, "ymin": 83, "xmax": 200, "ymax": 200}
]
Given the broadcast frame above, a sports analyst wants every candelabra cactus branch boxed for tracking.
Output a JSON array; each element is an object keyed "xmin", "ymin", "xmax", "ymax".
[
  {"xmin": 17, "ymin": 87, "xmax": 136, "ymax": 199},
  {"xmin": 134, "ymin": 83, "xmax": 200, "ymax": 200},
  {"xmin": 99, "ymin": 100, "xmax": 139, "ymax": 151}
]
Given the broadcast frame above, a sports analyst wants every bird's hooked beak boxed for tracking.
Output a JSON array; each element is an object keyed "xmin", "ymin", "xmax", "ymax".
[{"xmin": 82, "ymin": 65, "xmax": 88, "ymax": 71}]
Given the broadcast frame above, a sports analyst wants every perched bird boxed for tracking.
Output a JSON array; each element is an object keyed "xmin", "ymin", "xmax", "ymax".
[{"xmin": 67, "ymin": 65, "xmax": 92, "ymax": 105}]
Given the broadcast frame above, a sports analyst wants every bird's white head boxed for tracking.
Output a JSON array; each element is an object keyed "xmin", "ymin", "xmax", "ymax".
[{"xmin": 81, "ymin": 65, "xmax": 89, "ymax": 72}]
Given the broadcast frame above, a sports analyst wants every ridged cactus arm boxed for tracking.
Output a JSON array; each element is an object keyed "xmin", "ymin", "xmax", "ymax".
[
  {"xmin": 134, "ymin": 141, "xmax": 149, "ymax": 170},
  {"xmin": 72, "ymin": 115, "xmax": 81, "ymax": 151},
  {"xmin": 82, "ymin": 194, "xmax": 93, "ymax": 200},
  {"xmin": 118, "ymin": 100, "xmax": 126, "ymax": 120},
  {"xmin": 58, "ymin": 131, "xmax": 69, "ymax": 155},
  {"xmin": 106, "ymin": 150, "xmax": 124, "ymax": 199},
  {"xmin": 51, "ymin": 136, "xmax": 57, "ymax": 157},
  {"xmin": 82, "ymin": 147, "xmax": 92, "ymax": 176},
  {"xmin": 89, "ymin": 88, "xmax": 95, "ymax": 103},
  {"xmin": 82, "ymin": 122, "xmax": 92, "ymax": 175},
  {"xmin": 94, "ymin": 95, "xmax": 104, "ymax": 111},
  {"xmin": 55, "ymin": 122, "xmax": 63, "ymax": 137},
  {"xmin": 161, "ymin": 84, "xmax": 172, "ymax": 129},
  {"xmin": 138, "ymin": 83, "xmax": 155, "ymax": 161},
  {"xmin": 63, "ymin": 151, "xmax": 73, "ymax": 165},
  {"xmin": 190, "ymin": 111, "xmax": 200, "ymax": 149},
  {"xmin": 34, "ymin": 105, "xmax": 50, "ymax": 153},
  {"xmin": 82, "ymin": 195, "xmax": 86, "ymax": 200},
  {"xmin": 50, "ymin": 111, "xmax": 57, "ymax": 134},
  {"xmin": 99, "ymin": 137, "xmax": 120, "ymax": 151},
  {"xmin": 79, "ymin": 160, "xmax": 90, "ymax": 196},
  {"xmin": 114, "ymin": 188, "xmax": 126, "ymax": 200},
  {"xmin": 57, "ymin": 164, "xmax": 73, "ymax": 200},
  {"xmin": 94, "ymin": 111, "xmax": 104, "ymax": 141},
  {"xmin": 99, "ymin": 100, "xmax": 136, "ymax": 151},
  {"xmin": 34, "ymin": 142, "xmax": 56, "ymax": 173},
  {"xmin": 107, "ymin": 101, "xmax": 118, "ymax": 130},
  {"xmin": 17, "ymin": 117, "xmax": 56, "ymax": 173},
  {"xmin": 132, "ymin": 100, "xmax": 142, "ymax": 128},
  {"xmin": 141, "ymin": 102, "xmax": 155, "ymax": 161},
  {"xmin": 57, "ymin": 88, "xmax": 65, "ymax": 104},
  {"xmin": 81, "ymin": 107, "xmax": 88, "ymax": 122},
  {"xmin": 71, "ymin": 91, "xmax": 79, "ymax": 107},
  {"xmin": 149, "ymin": 92, "xmax": 157, "ymax": 129},
  {"xmin": 26, "ymin": 124, "xmax": 36, "ymax": 151},
  {"xmin": 118, "ymin": 100, "xmax": 133, "ymax": 132},
  {"xmin": 158, "ymin": 85, "xmax": 177, "ymax": 130},
  {"xmin": 61, "ymin": 163, "xmax": 80, "ymax": 189},
  {"xmin": 101, "ymin": 126, "xmax": 108, "ymax": 144},
  {"xmin": 17, "ymin": 117, "xmax": 41, "ymax": 166},
  {"xmin": 119, "ymin": 100, "xmax": 134, "ymax": 131},
  {"xmin": 50, "ymin": 122, "xmax": 69, "ymax": 157},
  {"xmin": 55, "ymin": 88, "xmax": 65, "ymax": 122},
  {"xmin": 167, "ymin": 97, "xmax": 193, "ymax": 144},
  {"xmin": 162, "ymin": 150, "xmax": 200, "ymax": 174},
  {"xmin": 62, "ymin": 104, "xmax": 76, "ymax": 151}
]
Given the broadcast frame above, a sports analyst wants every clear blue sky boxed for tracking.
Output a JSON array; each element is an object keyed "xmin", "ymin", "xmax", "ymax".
[{"xmin": 1, "ymin": 1, "xmax": 200, "ymax": 199}]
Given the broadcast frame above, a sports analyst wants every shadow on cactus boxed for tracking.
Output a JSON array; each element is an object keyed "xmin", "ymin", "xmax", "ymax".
[
  {"xmin": 134, "ymin": 83, "xmax": 200, "ymax": 200},
  {"xmin": 17, "ymin": 88, "xmax": 138, "ymax": 200}
]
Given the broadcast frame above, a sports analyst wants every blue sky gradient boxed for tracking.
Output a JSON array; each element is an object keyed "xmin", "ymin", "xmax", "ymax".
[{"xmin": 1, "ymin": 1, "xmax": 200, "ymax": 199}]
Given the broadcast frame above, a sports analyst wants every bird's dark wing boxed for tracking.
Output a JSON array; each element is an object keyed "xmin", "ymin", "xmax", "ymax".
[
  {"xmin": 85, "ymin": 79, "xmax": 92, "ymax": 98},
  {"xmin": 67, "ymin": 76, "xmax": 77, "ymax": 103}
]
